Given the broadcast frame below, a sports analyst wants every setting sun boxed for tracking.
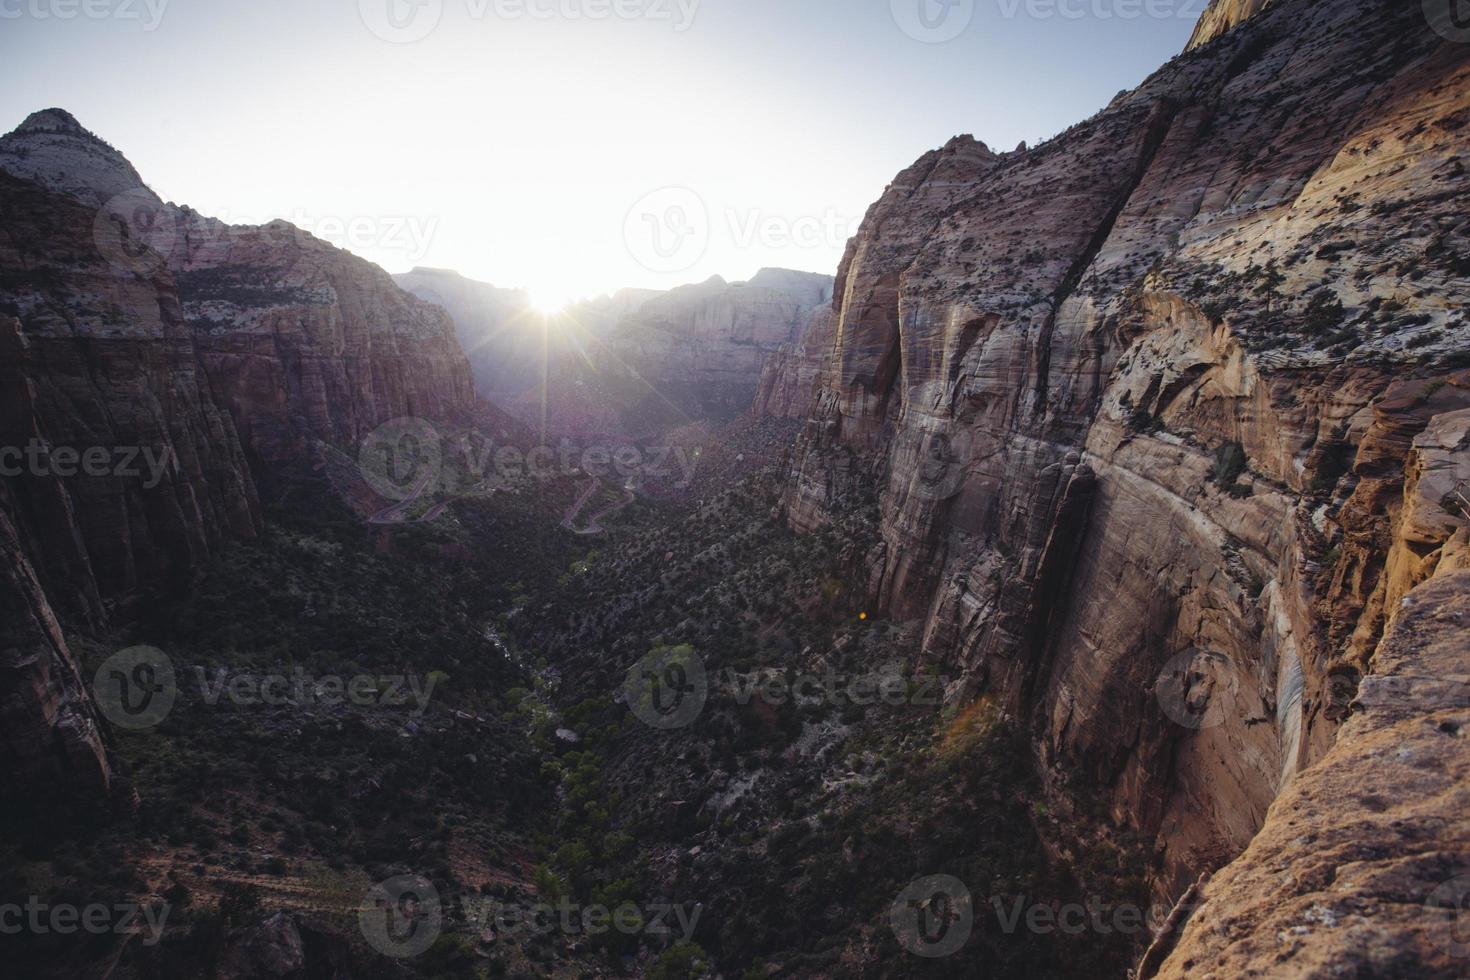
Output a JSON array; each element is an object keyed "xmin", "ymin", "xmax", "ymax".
[
  {"xmin": 528, "ymin": 286, "xmax": 578, "ymax": 316},
  {"xmin": 4, "ymin": 3, "xmax": 1461, "ymax": 977}
]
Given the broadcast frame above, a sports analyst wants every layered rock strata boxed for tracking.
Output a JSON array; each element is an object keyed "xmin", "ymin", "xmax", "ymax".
[
  {"xmin": 0, "ymin": 111, "xmax": 477, "ymax": 807},
  {"xmin": 764, "ymin": 0, "xmax": 1470, "ymax": 939}
]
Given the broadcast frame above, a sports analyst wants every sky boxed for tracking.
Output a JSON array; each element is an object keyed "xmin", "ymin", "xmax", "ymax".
[{"xmin": 1, "ymin": 0, "xmax": 1202, "ymax": 306}]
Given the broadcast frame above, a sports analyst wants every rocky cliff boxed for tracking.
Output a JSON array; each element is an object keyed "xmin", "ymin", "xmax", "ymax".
[
  {"xmin": 764, "ymin": 0, "xmax": 1470, "ymax": 967},
  {"xmin": 601, "ymin": 268, "xmax": 833, "ymax": 421},
  {"xmin": 169, "ymin": 216, "xmax": 475, "ymax": 469},
  {"xmin": 1185, "ymin": 0, "xmax": 1278, "ymax": 50},
  {"xmin": 0, "ymin": 167, "xmax": 260, "ymax": 809},
  {"xmin": 397, "ymin": 263, "xmax": 832, "ymax": 437},
  {"xmin": 1, "ymin": 110, "xmax": 476, "ymax": 472},
  {"xmin": 0, "ymin": 111, "xmax": 477, "ymax": 810}
]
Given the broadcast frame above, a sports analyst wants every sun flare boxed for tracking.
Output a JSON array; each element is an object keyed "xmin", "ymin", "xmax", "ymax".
[{"xmin": 528, "ymin": 288, "xmax": 570, "ymax": 315}]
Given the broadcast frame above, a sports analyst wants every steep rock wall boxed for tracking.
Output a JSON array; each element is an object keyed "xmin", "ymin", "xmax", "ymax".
[
  {"xmin": 0, "ymin": 112, "xmax": 479, "ymax": 809},
  {"xmin": 1185, "ymin": 0, "xmax": 1278, "ymax": 51},
  {"xmin": 768, "ymin": 0, "xmax": 1470, "ymax": 900}
]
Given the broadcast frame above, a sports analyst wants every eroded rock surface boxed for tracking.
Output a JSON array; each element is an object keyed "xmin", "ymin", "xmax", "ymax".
[
  {"xmin": 602, "ymin": 269, "xmax": 833, "ymax": 422},
  {"xmin": 0, "ymin": 111, "xmax": 478, "ymax": 808},
  {"xmin": 1154, "ymin": 567, "xmax": 1470, "ymax": 978},
  {"xmin": 1185, "ymin": 0, "xmax": 1279, "ymax": 50},
  {"xmin": 766, "ymin": 0, "xmax": 1470, "ymax": 910}
]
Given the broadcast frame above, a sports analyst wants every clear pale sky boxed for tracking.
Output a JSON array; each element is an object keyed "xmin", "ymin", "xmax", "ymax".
[{"xmin": 1, "ymin": 0, "xmax": 1201, "ymax": 305}]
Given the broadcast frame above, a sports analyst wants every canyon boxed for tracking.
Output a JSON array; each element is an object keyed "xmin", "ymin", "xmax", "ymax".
[
  {"xmin": 1, "ymin": 0, "xmax": 1468, "ymax": 976},
  {"xmin": 395, "ymin": 266, "xmax": 832, "ymax": 438},
  {"xmin": 757, "ymin": 0, "xmax": 1470, "ymax": 970}
]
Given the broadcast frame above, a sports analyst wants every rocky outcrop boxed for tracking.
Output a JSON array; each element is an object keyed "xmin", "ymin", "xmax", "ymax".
[
  {"xmin": 1184, "ymin": 0, "xmax": 1278, "ymax": 51},
  {"xmin": 0, "ymin": 111, "xmax": 478, "ymax": 809},
  {"xmin": 0, "ymin": 499, "xmax": 112, "ymax": 807},
  {"xmin": 1153, "ymin": 566, "xmax": 1470, "ymax": 978},
  {"xmin": 768, "ymin": 0, "xmax": 1470, "ymax": 909},
  {"xmin": 0, "ymin": 107, "xmax": 155, "ymax": 209},
  {"xmin": 0, "ymin": 110, "xmax": 478, "ymax": 472},
  {"xmin": 601, "ymin": 269, "xmax": 834, "ymax": 421},
  {"xmin": 170, "ymin": 218, "xmax": 476, "ymax": 468},
  {"xmin": 753, "ymin": 305, "xmax": 836, "ymax": 419},
  {"xmin": 0, "ymin": 170, "xmax": 260, "ymax": 620}
]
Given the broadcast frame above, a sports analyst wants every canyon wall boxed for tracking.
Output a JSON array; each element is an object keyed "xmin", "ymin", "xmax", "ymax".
[
  {"xmin": 1185, "ymin": 0, "xmax": 1279, "ymax": 50},
  {"xmin": 392, "ymin": 267, "xmax": 654, "ymax": 402},
  {"xmin": 763, "ymin": 0, "xmax": 1470, "ymax": 958},
  {"xmin": 601, "ymin": 268, "xmax": 833, "ymax": 422},
  {"xmin": 397, "ymin": 265, "xmax": 829, "ymax": 436},
  {"xmin": 0, "ymin": 110, "xmax": 477, "ymax": 807}
]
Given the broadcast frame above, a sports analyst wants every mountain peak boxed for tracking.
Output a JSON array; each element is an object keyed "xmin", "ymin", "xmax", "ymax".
[
  {"xmin": 1185, "ymin": 0, "xmax": 1277, "ymax": 51},
  {"xmin": 13, "ymin": 108, "xmax": 94, "ymax": 139},
  {"xmin": 0, "ymin": 107, "xmax": 151, "ymax": 208}
]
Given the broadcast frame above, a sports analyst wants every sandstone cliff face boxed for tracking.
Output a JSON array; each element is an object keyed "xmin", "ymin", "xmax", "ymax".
[
  {"xmin": 1184, "ymin": 0, "xmax": 1278, "ymax": 50},
  {"xmin": 0, "ymin": 111, "xmax": 478, "ymax": 808},
  {"xmin": 602, "ymin": 269, "xmax": 834, "ymax": 420},
  {"xmin": 0, "ymin": 498, "xmax": 113, "ymax": 808},
  {"xmin": 753, "ymin": 305, "xmax": 836, "ymax": 419},
  {"xmin": 170, "ymin": 216, "xmax": 476, "ymax": 468},
  {"xmin": 1153, "ymin": 565, "xmax": 1470, "ymax": 978},
  {"xmin": 768, "ymin": 0, "xmax": 1470, "ymax": 919},
  {"xmin": 0, "ymin": 170, "xmax": 260, "ymax": 620},
  {"xmin": 0, "ymin": 110, "xmax": 478, "ymax": 472},
  {"xmin": 0, "ymin": 108, "xmax": 156, "ymax": 209},
  {"xmin": 0, "ymin": 169, "xmax": 259, "ymax": 809}
]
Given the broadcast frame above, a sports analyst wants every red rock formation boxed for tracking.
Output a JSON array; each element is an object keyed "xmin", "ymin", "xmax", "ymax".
[
  {"xmin": 767, "ymin": 0, "xmax": 1470, "ymax": 912},
  {"xmin": 1153, "ymin": 566, "xmax": 1470, "ymax": 978},
  {"xmin": 0, "ymin": 170, "xmax": 260, "ymax": 621},
  {"xmin": 0, "ymin": 499, "xmax": 112, "ymax": 807},
  {"xmin": 0, "ymin": 170, "xmax": 260, "ymax": 807},
  {"xmin": 0, "ymin": 112, "xmax": 478, "ymax": 808},
  {"xmin": 1185, "ymin": 0, "xmax": 1278, "ymax": 51},
  {"xmin": 171, "ymin": 214, "xmax": 476, "ymax": 467},
  {"xmin": 1, "ymin": 109, "xmax": 477, "ymax": 473}
]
